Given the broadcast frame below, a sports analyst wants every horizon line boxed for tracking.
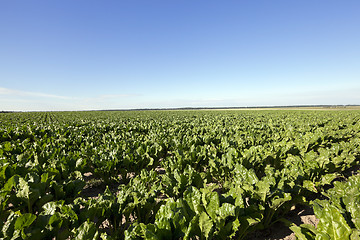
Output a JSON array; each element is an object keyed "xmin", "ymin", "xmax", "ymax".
[{"xmin": 1, "ymin": 104, "xmax": 360, "ymax": 113}]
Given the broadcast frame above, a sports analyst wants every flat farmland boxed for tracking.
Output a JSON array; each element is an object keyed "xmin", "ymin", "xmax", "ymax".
[{"xmin": 1, "ymin": 110, "xmax": 360, "ymax": 239}]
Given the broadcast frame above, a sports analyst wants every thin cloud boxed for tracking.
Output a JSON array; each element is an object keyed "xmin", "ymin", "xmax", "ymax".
[
  {"xmin": 0, "ymin": 87, "xmax": 140, "ymax": 102},
  {"xmin": 0, "ymin": 87, "xmax": 74, "ymax": 100},
  {"xmin": 97, "ymin": 94, "xmax": 140, "ymax": 99},
  {"xmin": 0, "ymin": 87, "xmax": 141, "ymax": 111},
  {"xmin": 80, "ymin": 94, "xmax": 140, "ymax": 104}
]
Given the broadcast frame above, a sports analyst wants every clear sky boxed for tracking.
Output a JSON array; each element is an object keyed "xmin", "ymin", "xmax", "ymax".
[{"xmin": 1, "ymin": 1, "xmax": 359, "ymax": 111}]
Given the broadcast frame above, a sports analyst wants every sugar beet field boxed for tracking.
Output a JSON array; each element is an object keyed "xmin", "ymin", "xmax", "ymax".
[{"xmin": 1, "ymin": 110, "xmax": 360, "ymax": 240}]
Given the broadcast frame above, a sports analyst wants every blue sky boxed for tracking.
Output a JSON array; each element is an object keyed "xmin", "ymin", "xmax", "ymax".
[{"xmin": 1, "ymin": 1, "xmax": 359, "ymax": 111}]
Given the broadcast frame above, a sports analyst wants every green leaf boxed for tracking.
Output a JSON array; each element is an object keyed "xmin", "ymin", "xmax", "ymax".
[
  {"xmin": 184, "ymin": 215, "xmax": 200, "ymax": 240},
  {"xmin": 53, "ymin": 182, "xmax": 65, "ymax": 199},
  {"xmin": 74, "ymin": 221, "xmax": 99, "ymax": 240},
  {"xmin": 319, "ymin": 173, "xmax": 339, "ymax": 186},
  {"xmin": 0, "ymin": 164, "xmax": 12, "ymax": 183},
  {"xmin": 2, "ymin": 211, "xmax": 19, "ymax": 239},
  {"xmin": 217, "ymin": 203, "xmax": 236, "ymax": 219},
  {"xmin": 351, "ymin": 230, "xmax": 360, "ymax": 240},
  {"xmin": 315, "ymin": 232, "xmax": 331, "ymax": 240},
  {"xmin": 14, "ymin": 213, "xmax": 36, "ymax": 230},
  {"xmin": 234, "ymin": 164, "xmax": 258, "ymax": 185},
  {"xmin": 125, "ymin": 223, "xmax": 159, "ymax": 240},
  {"xmin": 3, "ymin": 175, "xmax": 20, "ymax": 192},
  {"xmin": 48, "ymin": 212, "xmax": 63, "ymax": 229},
  {"xmin": 290, "ymin": 225, "xmax": 311, "ymax": 240},
  {"xmin": 303, "ymin": 180, "xmax": 318, "ymax": 193},
  {"xmin": 314, "ymin": 201, "xmax": 352, "ymax": 240},
  {"xmin": 60, "ymin": 204, "xmax": 78, "ymax": 222},
  {"xmin": 183, "ymin": 187, "xmax": 203, "ymax": 215},
  {"xmin": 76, "ymin": 158, "xmax": 86, "ymax": 168},
  {"xmin": 199, "ymin": 212, "xmax": 213, "ymax": 239},
  {"xmin": 64, "ymin": 179, "xmax": 86, "ymax": 198},
  {"xmin": 299, "ymin": 223, "xmax": 317, "ymax": 234},
  {"xmin": 289, "ymin": 223, "xmax": 317, "ymax": 240},
  {"xmin": 343, "ymin": 195, "xmax": 360, "ymax": 229},
  {"xmin": 35, "ymin": 194, "xmax": 54, "ymax": 209},
  {"xmin": 42, "ymin": 201, "xmax": 59, "ymax": 215},
  {"xmin": 154, "ymin": 199, "xmax": 175, "ymax": 236},
  {"xmin": 3, "ymin": 142, "xmax": 12, "ymax": 152},
  {"xmin": 202, "ymin": 190, "xmax": 219, "ymax": 220},
  {"xmin": 270, "ymin": 193, "xmax": 292, "ymax": 210},
  {"xmin": 141, "ymin": 223, "xmax": 159, "ymax": 240},
  {"xmin": 255, "ymin": 180, "xmax": 271, "ymax": 202},
  {"xmin": 227, "ymin": 185, "xmax": 244, "ymax": 208},
  {"xmin": 230, "ymin": 218, "xmax": 241, "ymax": 238}
]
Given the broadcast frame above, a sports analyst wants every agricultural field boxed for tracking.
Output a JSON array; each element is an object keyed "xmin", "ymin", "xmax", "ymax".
[{"xmin": 1, "ymin": 110, "xmax": 360, "ymax": 240}]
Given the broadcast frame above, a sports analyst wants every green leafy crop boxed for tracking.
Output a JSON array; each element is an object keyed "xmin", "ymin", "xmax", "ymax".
[{"xmin": 0, "ymin": 110, "xmax": 359, "ymax": 239}]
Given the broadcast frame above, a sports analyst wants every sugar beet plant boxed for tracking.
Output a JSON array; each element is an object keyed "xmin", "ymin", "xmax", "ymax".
[{"xmin": 0, "ymin": 110, "xmax": 360, "ymax": 239}]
